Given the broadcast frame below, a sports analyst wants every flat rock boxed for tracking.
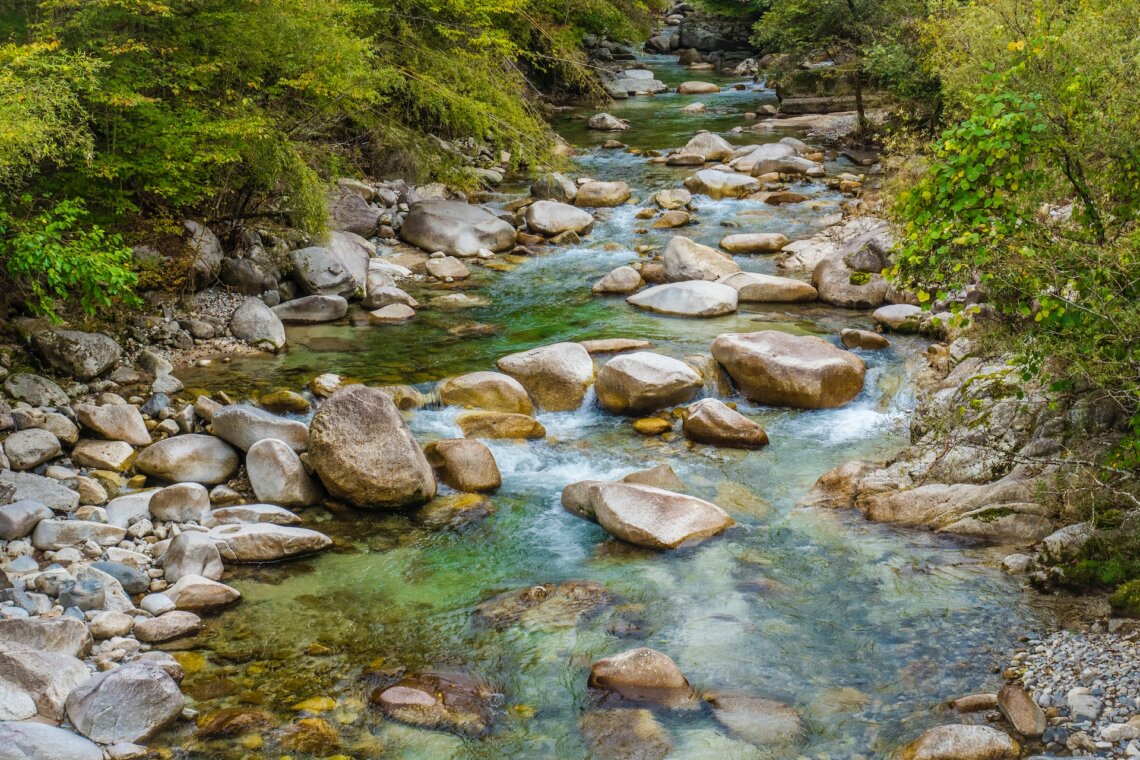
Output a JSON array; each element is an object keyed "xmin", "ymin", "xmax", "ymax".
[
  {"xmin": 575, "ymin": 181, "xmax": 631, "ymax": 208},
  {"xmin": 719, "ymin": 233, "xmax": 789, "ymax": 254},
  {"xmin": 210, "ymin": 404, "xmax": 309, "ymax": 453},
  {"xmin": 369, "ymin": 303, "xmax": 416, "ymax": 323},
  {"xmin": 163, "ymin": 574, "xmax": 241, "ymax": 610},
  {"xmin": 900, "ymin": 724, "xmax": 1020, "ymax": 760},
  {"xmin": 579, "ymin": 339, "xmax": 653, "ymax": 355},
  {"xmin": 707, "ymin": 692, "xmax": 803, "ymax": 748},
  {"xmin": 0, "ymin": 471, "xmax": 78, "ymax": 512},
  {"xmin": 272, "ymin": 295, "xmax": 348, "ymax": 324},
  {"xmin": 133, "ymin": 611, "xmax": 202, "ymax": 643},
  {"xmin": 32, "ymin": 519, "xmax": 126, "ymax": 551},
  {"xmin": 683, "ymin": 169, "xmax": 759, "ymax": 200},
  {"xmin": 873, "ymin": 303, "xmax": 924, "ymax": 332},
  {"xmin": 627, "ymin": 281, "xmax": 738, "ymax": 317},
  {"xmin": 996, "ymin": 684, "xmax": 1045, "ymax": 738},
  {"xmin": 587, "ymin": 482, "xmax": 733, "ymax": 549},
  {"xmin": 0, "ymin": 501, "xmax": 52, "ymax": 541},
  {"xmin": 580, "ymin": 708, "xmax": 672, "ymax": 760},
  {"xmin": 208, "ymin": 523, "xmax": 332, "ymax": 562},
  {"xmin": 0, "ymin": 721, "xmax": 103, "ymax": 760},
  {"xmin": 711, "ymin": 331, "xmax": 866, "ymax": 408},
  {"xmin": 71, "ymin": 439, "xmax": 135, "ymax": 471},
  {"xmin": 3, "ymin": 430, "xmax": 61, "ymax": 471},
  {"xmin": 840, "ymin": 328, "xmax": 889, "ymax": 350},
  {"xmin": 719, "ymin": 272, "xmax": 816, "ymax": 302}
]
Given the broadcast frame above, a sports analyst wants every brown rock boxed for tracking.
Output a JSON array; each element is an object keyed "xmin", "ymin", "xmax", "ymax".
[
  {"xmin": 588, "ymin": 647, "xmax": 694, "ymax": 708},
  {"xmin": 424, "ymin": 438, "xmax": 501, "ymax": 492},
  {"xmin": 682, "ymin": 398, "xmax": 768, "ymax": 449}
]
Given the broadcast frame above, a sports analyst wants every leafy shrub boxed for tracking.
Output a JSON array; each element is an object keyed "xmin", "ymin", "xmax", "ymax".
[{"xmin": 1109, "ymin": 580, "xmax": 1140, "ymax": 617}]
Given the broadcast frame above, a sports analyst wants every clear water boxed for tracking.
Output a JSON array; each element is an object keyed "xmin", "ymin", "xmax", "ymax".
[{"xmin": 164, "ymin": 57, "xmax": 1053, "ymax": 759}]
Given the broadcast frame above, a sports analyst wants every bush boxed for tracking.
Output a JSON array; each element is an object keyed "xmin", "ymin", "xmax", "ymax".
[{"xmin": 1109, "ymin": 580, "xmax": 1140, "ymax": 617}]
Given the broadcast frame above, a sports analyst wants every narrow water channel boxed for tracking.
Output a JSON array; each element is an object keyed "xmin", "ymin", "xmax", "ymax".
[{"xmin": 167, "ymin": 56, "xmax": 1056, "ymax": 759}]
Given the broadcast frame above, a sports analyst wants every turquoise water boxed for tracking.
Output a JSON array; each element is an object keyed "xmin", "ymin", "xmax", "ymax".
[{"xmin": 164, "ymin": 57, "xmax": 1051, "ymax": 759}]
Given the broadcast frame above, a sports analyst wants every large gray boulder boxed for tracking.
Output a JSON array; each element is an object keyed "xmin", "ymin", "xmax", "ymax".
[
  {"xmin": 135, "ymin": 434, "xmax": 240, "ymax": 484},
  {"xmin": 0, "ymin": 721, "xmax": 103, "ymax": 760},
  {"xmin": 183, "ymin": 220, "xmax": 224, "ymax": 289},
  {"xmin": 586, "ymin": 112, "xmax": 629, "ymax": 131},
  {"xmin": 718, "ymin": 272, "xmax": 817, "ymax": 303},
  {"xmin": 663, "ymin": 236, "xmax": 740, "ymax": 282},
  {"xmin": 66, "ymin": 663, "xmax": 184, "ymax": 744},
  {"xmin": 0, "ymin": 471, "xmax": 78, "ymax": 512},
  {"xmin": 711, "ymin": 331, "xmax": 866, "ymax": 409},
  {"xmin": 246, "ymin": 438, "xmax": 323, "ymax": 507},
  {"xmin": 163, "ymin": 531, "xmax": 224, "ymax": 583},
  {"xmin": 587, "ymin": 482, "xmax": 733, "ymax": 550},
  {"xmin": 291, "ymin": 246, "xmax": 356, "ymax": 296},
  {"xmin": 148, "ymin": 482, "xmax": 211, "ymax": 522},
  {"xmin": 207, "ymin": 523, "xmax": 332, "ymax": 562},
  {"xmin": 229, "ymin": 298, "xmax": 286, "ymax": 351},
  {"xmin": 812, "ymin": 257, "xmax": 889, "ymax": 309},
  {"xmin": 530, "ymin": 173, "xmax": 577, "ymax": 203},
  {"xmin": 328, "ymin": 191, "xmax": 381, "ymax": 236},
  {"xmin": 575, "ymin": 181, "xmax": 631, "ymax": 208},
  {"xmin": 30, "ymin": 329, "xmax": 121, "ymax": 380},
  {"xmin": 75, "ymin": 403, "xmax": 150, "ymax": 446},
  {"xmin": 680, "ymin": 132, "xmax": 733, "ymax": 161},
  {"xmin": 496, "ymin": 343, "xmax": 595, "ymax": 412},
  {"xmin": 626, "ymin": 281, "xmax": 738, "ymax": 317},
  {"xmin": 683, "ymin": 169, "xmax": 759, "ymax": 200},
  {"xmin": 0, "ymin": 617, "xmax": 92, "ymax": 657},
  {"xmin": 308, "ymin": 385, "xmax": 436, "ymax": 509},
  {"xmin": 595, "ymin": 352, "xmax": 703, "ymax": 416},
  {"xmin": 0, "ymin": 500, "xmax": 52, "ymax": 541},
  {"xmin": 400, "ymin": 200, "xmax": 516, "ymax": 257},
  {"xmin": 3, "ymin": 374, "xmax": 68, "ymax": 407},
  {"xmin": 327, "ymin": 230, "xmax": 372, "ymax": 291},
  {"xmin": 210, "ymin": 405, "xmax": 308, "ymax": 452},
  {"xmin": 525, "ymin": 201, "xmax": 594, "ymax": 237},
  {"xmin": 273, "ymin": 295, "xmax": 348, "ymax": 324},
  {"xmin": 0, "ymin": 650, "xmax": 90, "ymax": 720}
]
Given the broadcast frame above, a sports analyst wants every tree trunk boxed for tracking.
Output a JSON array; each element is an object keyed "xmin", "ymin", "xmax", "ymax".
[{"xmin": 853, "ymin": 66, "xmax": 867, "ymax": 138}]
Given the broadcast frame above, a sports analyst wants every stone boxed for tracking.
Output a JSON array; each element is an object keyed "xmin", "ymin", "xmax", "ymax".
[
  {"xmin": 437, "ymin": 372, "xmax": 534, "ymax": 415},
  {"xmin": 663, "ymin": 236, "xmax": 740, "ymax": 282},
  {"xmin": 308, "ymin": 385, "xmax": 436, "ymax": 509},
  {"xmin": 587, "ymin": 112, "xmax": 629, "ymax": 131},
  {"xmin": 949, "ymin": 694, "xmax": 998, "ymax": 712},
  {"xmin": 587, "ymin": 482, "xmax": 733, "ymax": 549},
  {"xmin": 456, "ymin": 411, "xmax": 545, "ymax": 439},
  {"xmin": 588, "ymin": 647, "xmax": 694, "ymax": 708},
  {"xmin": 90, "ymin": 560, "xmax": 148, "ymax": 593},
  {"xmin": 66, "ymin": 663, "xmax": 184, "ymax": 744},
  {"xmin": 291, "ymin": 246, "xmax": 356, "ymax": 296},
  {"xmin": 210, "ymin": 404, "xmax": 308, "ymax": 453},
  {"xmin": 575, "ymin": 181, "xmax": 631, "ymax": 208},
  {"xmin": 719, "ymin": 233, "xmax": 789, "ymax": 254},
  {"xmin": 1039, "ymin": 522, "xmax": 1094, "ymax": 564},
  {"xmin": 135, "ymin": 434, "xmax": 240, "ymax": 485},
  {"xmin": 711, "ymin": 331, "xmax": 866, "ymax": 408},
  {"xmin": 840, "ymin": 328, "xmax": 889, "ymax": 350},
  {"xmin": 4, "ymin": 374, "xmax": 68, "ymax": 407},
  {"xmin": 3, "ymin": 430, "xmax": 60, "ymax": 471},
  {"xmin": 707, "ymin": 692, "xmax": 804, "ymax": 748},
  {"xmin": 0, "ymin": 720, "xmax": 103, "ymax": 760},
  {"xmin": 424, "ymin": 256, "xmax": 470, "ymax": 281},
  {"xmin": 208, "ymin": 523, "xmax": 332, "ymax": 562},
  {"xmin": 424, "ymin": 439, "xmax": 501, "ymax": 492},
  {"xmin": 280, "ymin": 717, "xmax": 340, "ymax": 754},
  {"xmin": 329, "ymin": 191, "xmax": 380, "ymax": 237},
  {"xmin": 579, "ymin": 338, "xmax": 653, "ymax": 354},
  {"xmin": 684, "ymin": 169, "xmax": 759, "ymax": 199},
  {"xmin": 89, "ymin": 611, "xmax": 134, "ymax": 639},
  {"xmin": 677, "ymin": 81, "xmax": 719, "ymax": 94},
  {"xmin": 873, "ymin": 303, "xmax": 924, "ymax": 332},
  {"xmin": 0, "ymin": 617, "xmax": 92, "ymax": 657},
  {"xmin": 595, "ymin": 352, "xmax": 703, "ymax": 416},
  {"xmin": 163, "ymin": 574, "xmax": 241, "ymax": 610},
  {"xmin": 526, "ymin": 201, "xmax": 594, "ymax": 237},
  {"xmin": 149, "ymin": 482, "xmax": 211, "ymax": 522},
  {"xmin": 719, "ymin": 272, "xmax": 817, "ymax": 303},
  {"xmin": 900, "ymin": 724, "xmax": 1020, "ymax": 760},
  {"xmin": 400, "ymin": 200, "xmax": 516, "ymax": 257},
  {"xmin": 30, "ymin": 328, "xmax": 121, "ymax": 380},
  {"xmin": 272, "ymin": 295, "xmax": 348, "ymax": 324},
  {"xmin": 414, "ymin": 493, "xmax": 494, "ymax": 530},
  {"xmin": 622, "ymin": 464, "xmax": 685, "ymax": 492},
  {"xmin": 812, "ymin": 257, "xmax": 889, "ymax": 309},
  {"xmin": 654, "ymin": 189, "xmax": 692, "ymax": 210},
  {"xmin": 0, "ymin": 471, "xmax": 78, "ymax": 511},
  {"xmin": 627, "ymin": 281, "xmax": 738, "ymax": 317},
  {"xmin": 140, "ymin": 594, "xmax": 175, "ymax": 616},
  {"xmin": 229, "ymin": 297, "xmax": 286, "ymax": 351},
  {"xmin": 208, "ymin": 503, "xmax": 300, "ymax": 525},
  {"xmin": 182, "ymin": 220, "xmax": 224, "ymax": 288},
  {"xmin": 246, "ymin": 438, "xmax": 323, "ymax": 508},
  {"xmin": 0, "ymin": 650, "xmax": 90, "ymax": 720},
  {"xmin": 32, "ymin": 519, "xmax": 125, "ymax": 550},
  {"xmin": 134, "ymin": 610, "xmax": 202, "ymax": 643},
  {"xmin": 472, "ymin": 580, "xmax": 611, "ymax": 630},
  {"xmin": 75, "ymin": 403, "xmax": 150, "ymax": 446},
  {"xmin": 680, "ymin": 132, "xmax": 733, "ymax": 161},
  {"xmin": 683, "ymin": 398, "xmax": 768, "ymax": 448},
  {"xmin": 652, "ymin": 210, "xmax": 690, "ymax": 228},
  {"xmin": 260, "ymin": 390, "xmax": 311, "ymax": 414},
  {"xmin": 593, "ymin": 266, "xmax": 644, "ymax": 295},
  {"xmin": 371, "ymin": 671, "xmax": 495, "ymax": 737},
  {"xmin": 163, "ymin": 531, "xmax": 224, "ymax": 582},
  {"xmin": 496, "ymin": 342, "xmax": 595, "ymax": 412},
  {"xmin": 531, "ymin": 172, "xmax": 578, "ymax": 203},
  {"xmin": 368, "ymin": 303, "xmax": 414, "ymax": 323},
  {"xmin": 996, "ymin": 684, "xmax": 1046, "ymax": 738},
  {"xmin": 0, "ymin": 501, "xmax": 51, "ymax": 541},
  {"xmin": 71, "ymin": 440, "xmax": 135, "ymax": 472},
  {"xmin": 195, "ymin": 707, "xmax": 276, "ymax": 738},
  {"xmin": 580, "ymin": 709, "xmax": 672, "ymax": 760}
]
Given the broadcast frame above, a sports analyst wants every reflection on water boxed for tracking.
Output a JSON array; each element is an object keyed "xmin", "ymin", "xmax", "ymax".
[{"xmin": 165, "ymin": 56, "xmax": 1052, "ymax": 759}]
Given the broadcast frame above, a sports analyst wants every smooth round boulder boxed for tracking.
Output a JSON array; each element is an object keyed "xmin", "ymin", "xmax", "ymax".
[
  {"xmin": 496, "ymin": 343, "xmax": 595, "ymax": 412},
  {"xmin": 149, "ymin": 482, "xmax": 211, "ymax": 523},
  {"xmin": 437, "ymin": 372, "xmax": 534, "ymax": 415},
  {"xmin": 229, "ymin": 297, "xmax": 286, "ymax": 351},
  {"xmin": 682, "ymin": 398, "xmax": 768, "ymax": 449},
  {"xmin": 593, "ymin": 266, "xmax": 644, "ymax": 295},
  {"xmin": 719, "ymin": 272, "xmax": 817, "ymax": 303},
  {"xmin": 30, "ymin": 328, "xmax": 121, "ymax": 381},
  {"xmin": 663, "ymin": 236, "xmax": 740, "ymax": 282},
  {"xmin": 586, "ymin": 482, "xmax": 734, "ymax": 550},
  {"xmin": 654, "ymin": 189, "xmax": 692, "ymax": 210},
  {"xmin": 133, "ymin": 610, "xmax": 202, "ymax": 644},
  {"xmin": 399, "ymin": 200, "xmax": 516, "ymax": 257},
  {"xmin": 163, "ymin": 574, "xmax": 241, "ymax": 610},
  {"xmin": 873, "ymin": 303, "xmax": 924, "ymax": 332},
  {"xmin": 711, "ymin": 331, "xmax": 866, "ymax": 409},
  {"xmin": 423, "ymin": 439, "xmax": 501, "ymax": 493},
  {"xmin": 811, "ymin": 257, "xmax": 889, "ymax": 308},
  {"xmin": 627, "ymin": 281, "xmax": 738, "ymax": 317},
  {"xmin": 75, "ymin": 403, "xmax": 151, "ymax": 446},
  {"xmin": 207, "ymin": 523, "xmax": 332, "ymax": 562},
  {"xmin": 586, "ymin": 112, "xmax": 629, "ymax": 131},
  {"xmin": 719, "ymin": 233, "xmax": 789, "ymax": 254},
  {"xmin": 65, "ymin": 663, "xmax": 184, "ymax": 744},
  {"xmin": 588, "ymin": 647, "xmax": 695, "ymax": 708},
  {"xmin": 900, "ymin": 724, "xmax": 1020, "ymax": 760},
  {"xmin": 526, "ymin": 201, "xmax": 594, "ymax": 237},
  {"xmin": 246, "ymin": 438, "xmax": 323, "ymax": 508},
  {"xmin": 2, "ymin": 430, "xmax": 61, "ymax": 471},
  {"xmin": 272, "ymin": 295, "xmax": 348, "ymax": 324},
  {"xmin": 307, "ymin": 385, "xmax": 436, "ymax": 509},
  {"xmin": 677, "ymin": 81, "xmax": 719, "ymax": 94},
  {"xmin": 425, "ymin": 256, "xmax": 470, "ymax": 280},
  {"xmin": 684, "ymin": 169, "xmax": 759, "ymax": 199},
  {"xmin": 135, "ymin": 434, "xmax": 240, "ymax": 485},
  {"xmin": 0, "ymin": 500, "xmax": 52, "ymax": 541},
  {"xmin": 595, "ymin": 352, "xmax": 703, "ymax": 416},
  {"xmin": 163, "ymin": 531, "xmax": 224, "ymax": 583},
  {"xmin": 210, "ymin": 404, "xmax": 309, "ymax": 453},
  {"xmin": 680, "ymin": 132, "xmax": 733, "ymax": 161},
  {"xmin": 531, "ymin": 172, "xmax": 578, "ymax": 203},
  {"xmin": 575, "ymin": 181, "xmax": 631, "ymax": 208},
  {"xmin": 291, "ymin": 246, "xmax": 356, "ymax": 296},
  {"xmin": 840, "ymin": 328, "xmax": 890, "ymax": 350}
]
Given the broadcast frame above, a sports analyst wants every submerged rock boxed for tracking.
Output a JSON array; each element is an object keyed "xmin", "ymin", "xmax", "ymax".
[
  {"xmin": 899, "ymin": 724, "xmax": 1019, "ymax": 760},
  {"xmin": 371, "ymin": 671, "xmax": 497, "ymax": 737},
  {"xmin": 588, "ymin": 647, "xmax": 694, "ymax": 708},
  {"xmin": 706, "ymin": 692, "xmax": 804, "ymax": 749},
  {"xmin": 472, "ymin": 581, "xmax": 612, "ymax": 631},
  {"xmin": 580, "ymin": 708, "xmax": 672, "ymax": 760}
]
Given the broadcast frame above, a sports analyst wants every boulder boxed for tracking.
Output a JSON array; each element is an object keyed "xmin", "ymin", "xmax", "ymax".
[
  {"xmin": 437, "ymin": 372, "xmax": 534, "ymax": 415},
  {"xmin": 229, "ymin": 297, "xmax": 286, "ymax": 351},
  {"xmin": 456, "ymin": 412, "xmax": 546, "ymax": 440},
  {"xmin": 371, "ymin": 671, "xmax": 496, "ymax": 737},
  {"xmin": 595, "ymin": 352, "xmax": 703, "ymax": 415},
  {"xmin": 663, "ymin": 236, "xmax": 740, "ymax": 282},
  {"xmin": 718, "ymin": 272, "xmax": 817, "ymax": 303},
  {"xmin": 0, "ymin": 650, "xmax": 90, "ymax": 720},
  {"xmin": 328, "ymin": 191, "xmax": 381, "ymax": 237},
  {"xmin": 246, "ymin": 438, "xmax": 323, "ymax": 508},
  {"xmin": 424, "ymin": 256, "xmax": 470, "ymax": 281},
  {"xmin": 654, "ymin": 189, "xmax": 692, "ymax": 210},
  {"xmin": 719, "ymin": 233, "xmax": 789, "ymax": 254},
  {"xmin": 588, "ymin": 482, "xmax": 733, "ymax": 549},
  {"xmin": 706, "ymin": 693, "xmax": 803, "ymax": 748},
  {"xmin": 308, "ymin": 385, "xmax": 436, "ymax": 509},
  {"xmin": 873, "ymin": 303, "xmax": 923, "ymax": 332},
  {"xmin": 75, "ymin": 403, "xmax": 150, "ymax": 446},
  {"xmin": 588, "ymin": 647, "xmax": 694, "ymax": 708},
  {"xmin": 291, "ymin": 246, "xmax": 356, "ymax": 297},
  {"xmin": 149, "ymin": 482, "xmax": 211, "ymax": 522},
  {"xmin": 2, "ymin": 430, "xmax": 60, "ymax": 471},
  {"xmin": 210, "ymin": 404, "xmax": 308, "ymax": 453},
  {"xmin": 66, "ymin": 663, "xmax": 184, "ymax": 744},
  {"xmin": 71, "ymin": 439, "xmax": 134, "ymax": 471},
  {"xmin": 575, "ymin": 181, "xmax": 631, "ymax": 208},
  {"xmin": 369, "ymin": 304, "xmax": 415, "ymax": 323},
  {"xmin": 677, "ymin": 81, "xmax": 719, "ymax": 94},
  {"xmin": 680, "ymin": 132, "xmax": 733, "ymax": 161},
  {"xmin": 326, "ymin": 231, "xmax": 372, "ymax": 291},
  {"xmin": 0, "ymin": 617, "xmax": 92, "ymax": 657},
  {"xmin": 811, "ymin": 257, "xmax": 889, "ymax": 309},
  {"xmin": 273, "ymin": 295, "xmax": 348, "ymax": 324},
  {"xmin": 207, "ymin": 523, "xmax": 332, "ymax": 562},
  {"xmin": 840, "ymin": 328, "xmax": 889, "ymax": 350},
  {"xmin": 135, "ymin": 434, "xmax": 240, "ymax": 485},
  {"xmin": 684, "ymin": 169, "xmax": 759, "ymax": 199},
  {"xmin": 133, "ymin": 610, "xmax": 201, "ymax": 643},
  {"xmin": 587, "ymin": 113, "xmax": 629, "ymax": 131},
  {"xmin": 30, "ymin": 329, "xmax": 121, "ymax": 380},
  {"xmin": 996, "ymin": 684, "xmax": 1045, "ymax": 738},
  {"xmin": 0, "ymin": 720, "xmax": 103, "ymax": 760},
  {"xmin": 424, "ymin": 439, "xmax": 501, "ymax": 493},
  {"xmin": 496, "ymin": 343, "xmax": 595, "ymax": 412},
  {"xmin": 652, "ymin": 210, "xmax": 690, "ymax": 228},
  {"xmin": 0, "ymin": 500, "xmax": 52, "ymax": 541},
  {"xmin": 400, "ymin": 200, "xmax": 516, "ymax": 257},
  {"xmin": 627, "ymin": 281, "xmax": 738, "ymax": 317},
  {"xmin": 3, "ymin": 374, "xmax": 68, "ymax": 407},
  {"xmin": 526, "ymin": 201, "xmax": 594, "ymax": 237},
  {"xmin": 899, "ymin": 724, "xmax": 1019, "ymax": 760},
  {"xmin": 32, "ymin": 519, "xmax": 125, "ymax": 550},
  {"xmin": 363, "ymin": 284, "xmax": 417, "ymax": 311},
  {"xmin": 682, "ymin": 398, "xmax": 768, "ymax": 448},
  {"xmin": 531, "ymin": 173, "xmax": 578, "ymax": 203},
  {"xmin": 711, "ymin": 331, "xmax": 866, "ymax": 408},
  {"xmin": 580, "ymin": 709, "xmax": 672, "ymax": 760},
  {"xmin": 104, "ymin": 491, "xmax": 154, "ymax": 527},
  {"xmin": 208, "ymin": 503, "xmax": 301, "ymax": 526},
  {"xmin": 163, "ymin": 574, "xmax": 241, "ymax": 610},
  {"xmin": 0, "ymin": 471, "xmax": 78, "ymax": 511},
  {"xmin": 593, "ymin": 266, "xmax": 645, "ymax": 295},
  {"xmin": 163, "ymin": 531, "xmax": 224, "ymax": 583}
]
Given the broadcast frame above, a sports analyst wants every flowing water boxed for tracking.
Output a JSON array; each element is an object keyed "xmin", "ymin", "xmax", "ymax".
[{"xmin": 165, "ymin": 57, "xmax": 1056, "ymax": 759}]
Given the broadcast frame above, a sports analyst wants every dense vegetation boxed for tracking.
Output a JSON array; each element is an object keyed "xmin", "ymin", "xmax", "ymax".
[{"xmin": 0, "ymin": 0, "xmax": 658, "ymax": 316}]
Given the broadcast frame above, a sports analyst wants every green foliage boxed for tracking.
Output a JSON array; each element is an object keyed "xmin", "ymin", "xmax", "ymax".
[
  {"xmin": 0, "ymin": 198, "xmax": 139, "ymax": 321},
  {"xmin": 1110, "ymin": 580, "xmax": 1140, "ymax": 616}
]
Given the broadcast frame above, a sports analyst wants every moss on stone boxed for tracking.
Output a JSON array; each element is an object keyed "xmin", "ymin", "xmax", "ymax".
[{"xmin": 1109, "ymin": 580, "xmax": 1140, "ymax": 617}]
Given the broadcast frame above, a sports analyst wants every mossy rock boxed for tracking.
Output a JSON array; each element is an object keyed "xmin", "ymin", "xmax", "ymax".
[{"xmin": 1109, "ymin": 580, "xmax": 1140, "ymax": 617}]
